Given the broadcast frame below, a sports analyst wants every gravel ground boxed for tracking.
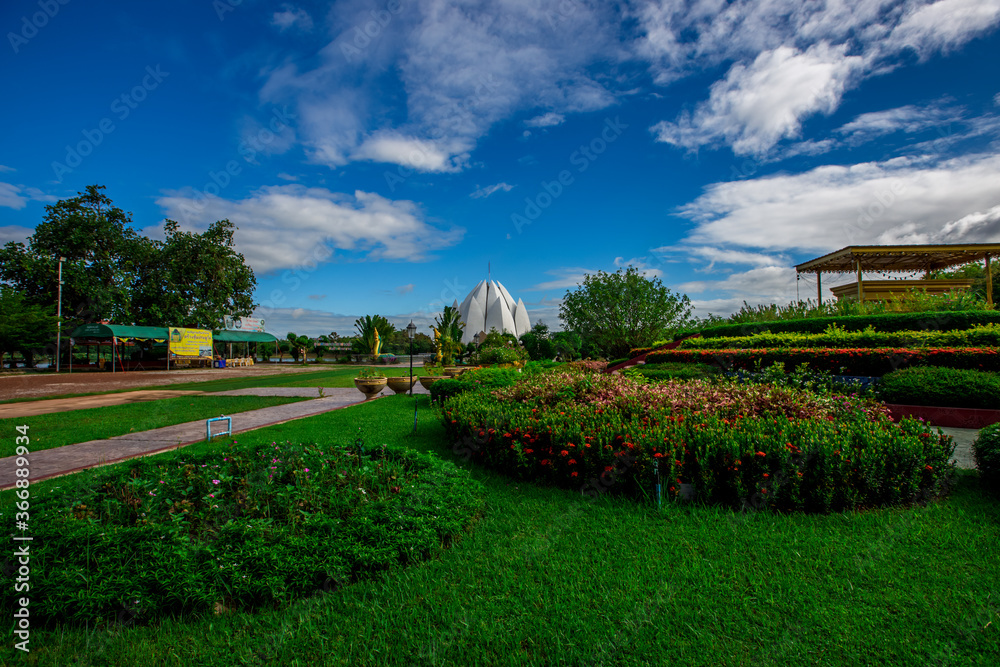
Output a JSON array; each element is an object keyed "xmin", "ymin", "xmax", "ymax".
[{"xmin": 0, "ymin": 364, "xmax": 338, "ymax": 402}]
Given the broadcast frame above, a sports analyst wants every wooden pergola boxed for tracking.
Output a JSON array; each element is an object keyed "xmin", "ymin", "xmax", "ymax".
[{"xmin": 795, "ymin": 244, "xmax": 998, "ymax": 307}]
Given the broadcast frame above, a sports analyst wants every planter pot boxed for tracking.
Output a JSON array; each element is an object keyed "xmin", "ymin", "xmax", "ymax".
[
  {"xmin": 418, "ymin": 375, "xmax": 448, "ymax": 390},
  {"xmin": 386, "ymin": 376, "xmax": 417, "ymax": 394},
  {"xmin": 353, "ymin": 377, "xmax": 388, "ymax": 400},
  {"xmin": 442, "ymin": 366, "xmax": 466, "ymax": 378}
]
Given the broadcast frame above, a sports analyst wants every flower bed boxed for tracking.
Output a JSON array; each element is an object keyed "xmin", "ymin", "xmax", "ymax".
[
  {"xmin": 4, "ymin": 439, "xmax": 483, "ymax": 625},
  {"xmin": 440, "ymin": 371, "xmax": 954, "ymax": 512},
  {"xmin": 645, "ymin": 347, "xmax": 1000, "ymax": 376},
  {"xmin": 688, "ymin": 310, "xmax": 1000, "ymax": 339}
]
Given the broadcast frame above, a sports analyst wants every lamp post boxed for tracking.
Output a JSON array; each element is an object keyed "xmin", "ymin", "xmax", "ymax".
[
  {"xmin": 407, "ymin": 320, "xmax": 417, "ymax": 432},
  {"xmin": 56, "ymin": 256, "xmax": 66, "ymax": 373}
]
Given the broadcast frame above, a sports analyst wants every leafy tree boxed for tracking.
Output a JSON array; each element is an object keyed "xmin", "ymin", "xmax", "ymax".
[
  {"xmin": 432, "ymin": 306, "xmax": 466, "ymax": 364},
  {"xmin": 354, "ymin": 315, "xmax": 396, "ymax": 359},
  {"xmin": 313, "ymin": 335, "xmax": 329, "ymax": 363},
  {"xmin": 0, "ymin": 185, "xmax": 257, "ymax": 330},
  {"xmin": 0, "ymin": 286, "xmax": 57, "ymax": 368},
  {"xmin": 559, "ymin": 266, "xmax": 692, "ymax": 359},
  {"xmin": 519, "ymin": 321, "xmax": 556, "ymax": 361},
  {"xmin": 929, "ymin": 260, "xmax": 999, "ymax": 304},
  {"xmin": 551, "ymin": 330, "xmax": 582, "ymax": 361},
  {"xmin": 286, "ymin": 332, "xmax": 310, "ymax": 363}
]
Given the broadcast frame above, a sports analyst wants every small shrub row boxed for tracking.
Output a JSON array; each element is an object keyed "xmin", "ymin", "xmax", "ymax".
[
  {"xmin": 3, "ymin": 439, "xmax": 483, "ymax": 626},
  {"xmin": 429, "ymin": 367, "xmax": 521, "ymax": 404},
  {"xmin": 877, "ymin": 367, "xmax": 1000, "ymax": 409},
  {"xmin": 633, "ymin": 362, "xmax": 721, "ymax": 382},
  {"xmin": 973, "ymin": 423, "xmax": 1000, "ymax": 492},
  {"xmin": 680, "ymin": 324, "xmax": 1000, "ymax": 350},
  {"xmin": 646, "ymin": 347, "xmax": 1000, "ymax": 376},
  {"xmin": 688, "ymin": 311, "xmax": 1000, "ymax": 340},
  {"xmin": 440, "ymin": 372, "xmax": 954, "ymax": 512}
]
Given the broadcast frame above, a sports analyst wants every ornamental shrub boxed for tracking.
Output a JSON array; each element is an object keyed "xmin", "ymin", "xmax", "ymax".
[
  {"xmin": 689, "ymin": 311, "xmax": 1000, "ymax": 340},
  {"xmin": 878, "ymin": 367, "xmax": 1000, "ymax": 409},
  {"xmin": 429, "ymin": 367, "xmax": 520, "ymax": 404},
  {"xmin": 3, "ymin": 439, "xmax": 482, "ymax": 626},
  {"xmin": 680, "ymin": 323, "xmax": 1000, "ymax": 350},
  {"xmin": 440, "ymin": 370, "xmax": 954, "ymax": 512},
  {"xmin": 636, "ymin": 362, "xmax": 720, "ymax": 382},
  {"xmin": 973, "ymin": 423, "xmax": 1000, "ymax": 492},
  {"xmin": 645, "ymin": 347, "xmax": 1000, "ymax": 376}
]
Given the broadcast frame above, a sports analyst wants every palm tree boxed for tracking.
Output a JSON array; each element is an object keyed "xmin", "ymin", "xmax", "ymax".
[
  {"xmin": 354, "ymin": 315, "xmax": 396, "ymax": 361},
  {"xmin": 432, "ymin": 306, "xmax": 466, "ymax": 365}
]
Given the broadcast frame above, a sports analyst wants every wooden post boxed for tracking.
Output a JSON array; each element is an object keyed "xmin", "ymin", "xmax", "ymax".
[
  {"xmin": 987, "ymin": 254, "xmax": 994, "ymax": 308},
  {"xmin": 856, "ymin": 260, "xmax": 864, "ymax": 302},
  {"xmin": 816, "ymin": 271, "xmax": 822, "ymax": 305}
]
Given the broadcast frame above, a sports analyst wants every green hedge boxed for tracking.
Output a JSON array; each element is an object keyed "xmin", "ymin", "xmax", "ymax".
[
  {"xmin": 429, "ymin": 367, "xmax": 521, "ymax": 404},
  {"xmin": 645, "ymin": 347, "xmax": 1000, "ymax": 376},
  {"xmin": 973, "ymin": 423, "xmax": 1000, "ymax": 492},
  {"xmin": 680, "ymin": 324, "xmax": 1000, "ymax": 350},
  {"xmin": 3, "ymin": 439, "xmax": 482, "ymax": 625},
  {"xmin": 687, "ymin": 311, "xmax": 1000, "ymax": 340},
  {"xmin": 635, "ymin": 362, "xmax": 721, "ymax": 382},
  {"xmin": 877, "ymin": 367, "xmax": 1000, "ymax": 409}
]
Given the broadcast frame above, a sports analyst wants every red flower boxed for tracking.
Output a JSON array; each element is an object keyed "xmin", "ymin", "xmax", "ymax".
[
  {"xmin": 763, "ymin": 473, "xmax": 770, "ymax": 478},
  {"xmin": 568, "ymin": 459, "xmax": 577, "ymax": 465},
  {"xmin": 570, "ymin": 472, "xmax": 578, "ymax": 477},
  {"xmin": 560, "ymin": 450, "xmax": 569, "ymax": 456},
  {"xmin": 540, "ymin": 459, "xmax": 550, "ymax": 466},
  {"xmin": 524, "ymin": 449, "xmax": 534, "ymax": 454},
  {"xmin": 653, "ymin": 452, "xmax": 664, "ymax": 458},
  {"xmin": 755, "ymin": 451, "xmax": 766, "ymax": 457}
]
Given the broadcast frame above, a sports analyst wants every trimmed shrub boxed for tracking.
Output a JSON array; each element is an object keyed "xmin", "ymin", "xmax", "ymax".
[
  {"xmin": 973, "ymin": 423, "xmax": 1000, "ymax": 492},
  {"xmin": 680, "ymin": 324, "xmax": 1000, "ymax": 350},
  {"xmin": 645, "ymin": 347, "xmax": 1000, "ymax": 376},
  {"xmin": 878, "ymin": 367, "xmax": 1000, "ymax": 409},
  {"xmin": 440, "ymin": 371, "xmax": 953, "ymax": 512},
  {"xmin": 689, "ymin": 311, "xmax": 1000, "ymax": 340},
  {"xmin": 636, "ymin": 362, "xmax": 720, "ymax": 382},
  {"xmin": 429, "ymin": 367, "xmax": 520, "ymax": 404},
  {"xmin": 3, "ymin": 439, "xmax": 482, "ymax": 626}
]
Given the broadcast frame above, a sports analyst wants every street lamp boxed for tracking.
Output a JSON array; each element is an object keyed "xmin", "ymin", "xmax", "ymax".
[
  {"xmin": 473, "ymin": 332, "xmax": 480, "ymax": 349},
  {"xmin": 56, "ymin": 256, "xmax": 66, "ymax": 373},
  {"xmin": 406, "ymin": 320, "xmax": 416, "ymax": 396},
  {"xmin": 407, "ymin": 320, "xmax": 417, "ymax": 433}
]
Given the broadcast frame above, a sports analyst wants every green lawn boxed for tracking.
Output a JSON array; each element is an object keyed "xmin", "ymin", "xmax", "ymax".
[
  {"xmin": 0, "ymin": 395, "xmax": 308, "ymax": 458},
  {"xmin": 3, "ymin": 395, "xmax": 998, "ymax": 666},
  {"xmin": 143, "ymin": 365, "xmax": 418, "ymax": 393}
]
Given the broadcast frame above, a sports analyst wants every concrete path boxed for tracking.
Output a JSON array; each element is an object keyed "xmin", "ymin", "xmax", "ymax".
[
  {"xmin": 939, "ymin": 427, "xmax": 979, "ymax": 470},
  {"xmin": 0, "ymin": 386, "xmax": 429, "ymax": 489},
  {"xmin": 0, "ymin": 390, "xmax": 205, "ymax": 419}
]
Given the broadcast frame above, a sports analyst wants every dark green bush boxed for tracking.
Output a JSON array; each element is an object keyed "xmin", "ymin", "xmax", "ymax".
[
  {"xmin": 878, "ymin": 367, "xmax": 1000, "ymax": 409},
  {"xmin": 429, "ymin": 367, "xmax": 520, "ymax": 404},
  {"xmin": 973, "ymin": 423, "xmax": 1000, "ymax": 492},
  {"xmin": 690, "ymin": 311, "xmax": 1000, "ymax": 340},
  {"xmin": 2, "ymin": 439, "xmax": 482, "ymax": 626},
  {"xmin": 636, "ymin": 362, "xmax": 720, "ymax": 381}
]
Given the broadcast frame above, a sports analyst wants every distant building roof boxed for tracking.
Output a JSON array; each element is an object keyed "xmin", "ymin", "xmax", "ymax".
[{"xmin": 454, "ymin": 279, "xmax": 531, "ymax": 344}]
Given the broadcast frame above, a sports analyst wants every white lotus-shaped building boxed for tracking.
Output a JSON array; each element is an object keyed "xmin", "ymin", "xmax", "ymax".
[{"xmin": 454, "ymin": 279, "xmax": 531, "ymax": 344}]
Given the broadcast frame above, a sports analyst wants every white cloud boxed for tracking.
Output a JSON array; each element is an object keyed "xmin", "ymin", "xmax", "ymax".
[
  {"xmin": 396, "ymin": 283, "xmax": 415, "ymax": 295},
  {"xmin": 271, "ymin": 5, "xmax": 314, "ymax": 32},
  {"xmin": 0, "ymin": 225, "xmax": 33, "ymax": 245},
  {"xmin": 525, "ymin": 112, "xmax": 565, "ymax": 128},
  {"xmin": 651, "ymin": 43, "xmax": 863, "ymax": 156},
  {"xmin": 677, "ymin": 153, "xmax": 1000, "ymax": 253},
  {"xmin": 153, "ymin": 185, "xmax": 464, "ymax": 273},
  {"xmin": 0, "ymin": 183, "xmax": 56, "ymax": 210},
  {"xmin": 995, "ymin": 92, "xmax": 1000, "ymax": 107},
  {"xmin": 886, "ymin": 0, "xmax": 1000, "ymax": 57},
  {"xmin": 470, "ymin": 182, "xmax": 514, "ymax": 199},
  {"xmin": 523, "ymin": 267, "xmax": 597, "ymax": 292},
  {"xmin": 654, "ymin": 245, "xmax": 786, "ymax": 270},
  {"xmin": 0, "ymin": 165, "xmax": 15, "ymax": 173},
  {"xmin": 836, "ymin": 103, "xmax": 962, "ymax": 142},
  {"xmin": 351, "ymin": 133, "xmax": 468, "ymax": 172}
]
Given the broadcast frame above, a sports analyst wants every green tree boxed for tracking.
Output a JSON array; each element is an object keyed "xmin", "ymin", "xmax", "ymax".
[
  {"xmin": 550, "ymin": 330, "xmax": 582, "ymax": 361},
  {"xmin": 559, "ymin": 266, "xmax": 692, "ymax": 359},
  {"xmin": 432, "ymin": 306, "xmax": 465, "ymax": 364},
  {"xmin": 519, "ymin": 321, "xmax": 556, "ymax": 361},
  {"xmin": 929, "ymin": 260, "xmax": 999, "ymax": 305},
  {"xmin": 286, "ymin": 332, "xmax": 310, "ymax": 363},
  {"xmin": 0, "ymin": 286, "xmax": 57, "ymax": 368}
]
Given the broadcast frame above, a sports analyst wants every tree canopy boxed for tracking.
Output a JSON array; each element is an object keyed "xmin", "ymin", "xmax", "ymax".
[
  {"xmin": 0, "ymin": 185, "xmax": 257, "ymax": 330},
  {"xmin": 559, "ymin": 266, "xmax": 692, "ymax": 359},
  {"xmin": 0, "ymin": 286, "xmax": 57, "ymax": 368}
]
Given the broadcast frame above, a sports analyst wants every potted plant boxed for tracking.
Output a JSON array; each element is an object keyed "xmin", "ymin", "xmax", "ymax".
[
  {"xmin": 386, "ymin": 374, "xmax": 417, "ymax": 394},
  {"xmin": 419, "ymin": 364, "xmax": 449, "ymax": 390},
  {"xmin": 353, "ymin": 367, "xmax": 387, "ymax": 400}
]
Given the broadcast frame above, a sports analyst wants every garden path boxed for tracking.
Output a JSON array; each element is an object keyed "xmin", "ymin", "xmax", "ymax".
[{"xmin": 0, "ymin": 386, "xmax": 429, "ymax": 490}]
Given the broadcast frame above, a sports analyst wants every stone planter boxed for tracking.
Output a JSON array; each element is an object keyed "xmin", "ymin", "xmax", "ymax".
[
  {"xmin": 386, "ymin": 376, "xmax": 417, "ymax": 394},
  {"xmin": 442, "ymin": 366, "xmax": 466, "ymax": 378},
  {"xmin": 418, "ymin": 375, "xmax": 448, "ymax": 390},
  {"xmin": 353, "ymin": 377, "xmax": 388, "ymax": 400}
]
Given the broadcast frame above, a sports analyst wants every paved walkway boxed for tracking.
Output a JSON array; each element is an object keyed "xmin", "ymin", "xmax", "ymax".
[{"xmin": 0, "ymin": 386, "xmax": 430, "ymax": 489}]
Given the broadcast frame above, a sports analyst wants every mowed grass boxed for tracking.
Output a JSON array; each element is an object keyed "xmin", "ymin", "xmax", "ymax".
[
  {"xmin": 0, "ymin": 395, "xmax": 308, "ymax": 458},
  {"xmin": 3, "ymin": 395, "xmax": 998, "ymax": 666},
  {"xmin": 143, "ymin": 365, "xmax": 416, "ymax": 394}
]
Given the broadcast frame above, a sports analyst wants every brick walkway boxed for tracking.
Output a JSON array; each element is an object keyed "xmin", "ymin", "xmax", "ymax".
[{"xmin": 0, "ymin": 385, "xmax": 429, "ymax": 489}]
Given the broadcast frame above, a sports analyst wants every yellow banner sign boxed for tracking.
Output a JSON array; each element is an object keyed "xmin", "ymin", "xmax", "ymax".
[{"xmin": 169, "ymin": 328, "xmax": 213, "ymax": 358}]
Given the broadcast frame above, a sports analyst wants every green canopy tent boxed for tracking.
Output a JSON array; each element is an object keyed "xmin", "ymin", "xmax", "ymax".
[
  {"xmin": 68, "ymin": 324, "xmax": 169, "ymax": 373},
  {"xmin": 213, "ymin": 330, "xmax": 279, "ymax": 362}
]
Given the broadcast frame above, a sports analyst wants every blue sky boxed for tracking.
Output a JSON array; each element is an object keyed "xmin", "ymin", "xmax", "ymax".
[{"xmin": 2, "ymin": 0, "xmax": 999, "ymax": 337}]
